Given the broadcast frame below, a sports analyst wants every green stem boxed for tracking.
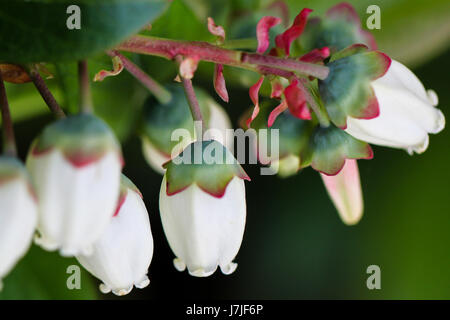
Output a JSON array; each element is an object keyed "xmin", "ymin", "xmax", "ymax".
[
  {"xmin": 107, "ymin": 51, "xmax": 172, "ymax": 104},
  {"xmin": 0, "ymin": 72, "xmax": 17, "ymax": 157},
  {"xmin": 78, "ymin": 60, "xmax": 93, "ymax": 113}
]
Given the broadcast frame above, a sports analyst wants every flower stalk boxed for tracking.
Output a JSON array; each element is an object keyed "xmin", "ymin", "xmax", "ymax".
[
  {"xmin": 78, "ymin": 60, "xmax": 93, "ymax": 113},
  {"xmin": 116, "ymin": 35, "xmax": 329, "ymax": 80},
  {"xmin": 106, "ymin": 51, "xmax": 172, "ymax": 104},
  {"xmin": 28, "ymin": 66, "xmax": 65, "ymax": 119},
  {"xmin": 0, "ymin": 71, "xmax": 17, "ymax": 157},
  {"xmin": 175, "ymin": 56, "xmax": 205, "ymax": 139}
]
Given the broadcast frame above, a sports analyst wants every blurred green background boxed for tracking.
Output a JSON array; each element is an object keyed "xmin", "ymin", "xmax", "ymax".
[{"xmin": 0, "ymin": 0, "xmax": 449, "ymax": 299}]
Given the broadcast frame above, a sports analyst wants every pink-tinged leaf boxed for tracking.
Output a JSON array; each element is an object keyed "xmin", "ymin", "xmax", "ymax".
[
  {"xmin": 179, "ymin": 57, "xmax": 199, "ymax": 79},
  {"xmin": 93, "ymin": 56, "xmax": 124, "ymax": 82},
  {"xmin": 357, "ymin": 86, "xmax": 380, "ymax": 120},
  {"xmin": 371, "ymin": 51, "xmax": 392, "ymax": 80},
  {"xmin": 207, "ymin": 17, "xmax": 225, "ymax": 44},
  {"xmin": 320, "ymin": 159, "xmax": 363, "ymax": 225},
  {"xmin": 213, "ymin": 64, "xmax": 229, "ymax": 102},
  {"xmin": 270, "ymin": 77, "xmax": 284, "ymax": 99},
  {"xmin": 268, "ymin": 99, "xmax": 288, "ymax": 127},
  {"xmin": 275, "ymin": 8, "xmax": 313, "ymax": 56},
  {"xmin": 256, "ymin": 16, "xmax": 282, "ymax": 54},
  {"xmin": 284, "ymin": 79, "xmax": 311, "ymax": 120},
  {"xmin": 246, "ymin": 76, "xmax": 265, "ymax": 128},
  {"xmin": 300, "ymin": 47, "xmax": 330, "ymax": 63}
]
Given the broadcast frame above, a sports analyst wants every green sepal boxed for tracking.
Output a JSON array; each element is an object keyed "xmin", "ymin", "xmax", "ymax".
[
  {"xmin": 163, "ymin": 140, "xmax": 249, "ymax": 198},
  {"xmin": 0, "ymin": 156, "xmax": 36, "ymax": 199},
  {"xmin": 318, "ymin": 47, "xmax": 391, "ymax": 128},
  {"xmin": 251, "ymin": 102, "xmax": 315, "ymax": 165},
  {"xmin": 300, "ymin": 125, "xmax": 373, "ymax": 175},
  {"xmin": 140, "ymin": 85, "xmax": 212, "ymax": 156},
  {"xmin": 120, "ymin": 174, "xmax": 142, "ymax": 198},
  {"xmin": 0, "ymin": 156, "xmax": 30, "ymax": 184},
  {"xmin": 30, "ymin": 114, "xmax": 122, "ymax": 167}
]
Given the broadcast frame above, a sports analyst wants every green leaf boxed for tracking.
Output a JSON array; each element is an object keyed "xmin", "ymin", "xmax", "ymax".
[
  {"xmin": 0, "ymin": 0, "xmax": 168, "ymax": 63},
  {"xmin": 0, "ymin": 245, "xmax": 97, "ymax": 300}
]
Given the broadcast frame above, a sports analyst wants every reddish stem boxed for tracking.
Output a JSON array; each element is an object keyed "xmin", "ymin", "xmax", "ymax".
[
  {"xmin": 29, "ymin": 67, "xmax": 66, "ymax": 119},
  {"xmin": 0, "ymin": 71, "xmax": 17, "ymax": 156},
  {"xmin": 107, "ymin": 50, "xmax": 171, "ymax": 104},
  {"xmin": 116, "ymin": 35, "xmax": 329, "ymax": 80}
]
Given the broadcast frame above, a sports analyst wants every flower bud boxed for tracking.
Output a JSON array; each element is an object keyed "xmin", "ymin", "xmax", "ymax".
[
  {"xmin": 320, "ymin": 159, "xmax": 363, "ymax": 225},
  {"xmin": 0, "ymin": 157, "xmax": 37, "ymax": 288},
  {"xmin": 141, "ymin": 85, "xmax": 232, "ymax": 174},
  {"xmin": 26, "ymin": 114, "xmax": 122, "ymax": 256},
  {"xmin": 159, "ymin": 140, "xmax": 249, "ymax": 277},
  {"xmin": 77, "ymin": 175, "xmax": 153, "ymax": 296}
]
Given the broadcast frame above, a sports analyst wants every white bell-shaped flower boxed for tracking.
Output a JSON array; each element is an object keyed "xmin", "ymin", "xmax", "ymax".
[
  {"xmin": 26, "ymin": 114, "xmax": 122, "ymax": 256},
  {"xmin": 346, "ymin": 59, "xmax": 445, "ymax": 154},
  {"xmin": 0, "ymin": 157, "xmax": 37, "ymax": 288},
  {"xmin": 159, "ymin": 140, "xmax": 249, "ymax": 277},
  {"xmin": 77, "ymin": 175, "xmax": 153, "ymax": 296}
]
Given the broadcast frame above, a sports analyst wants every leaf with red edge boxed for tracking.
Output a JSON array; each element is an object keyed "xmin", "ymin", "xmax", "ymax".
[
  {"xmin": 275, "ymin": 8, "xmax": 313, "ymax": 56},
  {"xmin": 246, "ymin": 76, "xmax": 265, "ymax": 128},
  {"xmin": 93, "ymin": 55, "xmax": 124, "ymax": 82},
  {"xmin": 207, "ymin": 17, "xmax": 225, "ymax": 44},
  {"xmin": 284, "ymin": 79, "xmax": 311, "ymax": 120},
  {"xmin": 256, "ymin": 16, "xmax": 281, "ymax": 54},
  {"xmin": 268, "ymin": 99, "xmax": 288, "ymax": 127},
  {"xmin": 300, "ymin": 47, "xmax": 330, "ymax": 63},
  {"xmin": 213, "ymin": 64, "xmax": 229, "ymax": 102},
  {"xmin": 319, "ymin": 47, "xmax": 391, "ymax": 128}
]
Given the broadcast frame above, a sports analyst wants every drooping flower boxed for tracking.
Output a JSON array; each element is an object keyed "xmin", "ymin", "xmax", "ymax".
[
  {"xmin": 27, "ymin": 114, "xmax": 123, "ymax": 256},
  {"xmin": 320, "ymin": 159, "xmax": 363, "ymax": 225},
  {"xmin": 0, "ymin": 157, "xmax": 37, "ymax": 288},
  {"xmin": 141, "ymin": 85, "xmax": 232, "ymax": 174},
  {"xmin": 345, "ymin": 59, "xmax": 445, "ymax": 154},
  {"xmin": 159, "ymin": 140, "xmax": 249, "ymax": 277},
  {"xmin": 77, "ymin": 175, "xmax": 153, "ymax": 296}
]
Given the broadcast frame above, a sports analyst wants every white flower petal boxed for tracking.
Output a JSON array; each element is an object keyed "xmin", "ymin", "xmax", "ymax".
[
  {"xmin": 77, "ymin": 186, "xmax": 153, "ymax": 296},
  {"xmin": 0, "ymin": 177, "xmax": 37, "ymax": 282}
]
